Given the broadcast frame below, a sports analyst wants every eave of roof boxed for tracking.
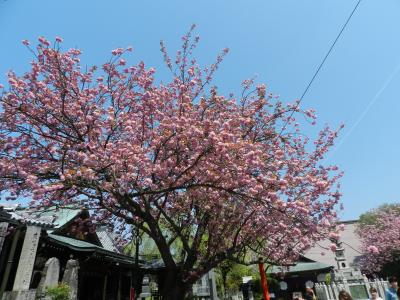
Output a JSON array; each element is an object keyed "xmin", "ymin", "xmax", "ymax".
[
  {"xmin": 0, "ymin": 208, "xmax": 54, "ymax": 228},
  {"xmin": 46, "ymin": 233, "xmax": 147, "ymax": 266},
  {"xmin": 8, "ymin": 211, "xmax": 54, "ymax": 228},
  {"xmin": 0, "ymin": 209, "xmax": 16, "ymax": 223},
  {"xmin": 339, "ymin": 219, "xmax": 359, "ymax": 224},
  {"xmin": 267, "ymin": 262, "xmax": 333, "ymax": 274}
]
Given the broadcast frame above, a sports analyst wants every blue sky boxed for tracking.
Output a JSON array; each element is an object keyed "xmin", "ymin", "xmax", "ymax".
[{"xmin": 1, "ymin": 0, "xmax": 400, "ymax": 220}]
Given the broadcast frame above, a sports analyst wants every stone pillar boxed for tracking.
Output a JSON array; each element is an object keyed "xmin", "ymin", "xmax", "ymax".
[
  {"xmin": 342, "ymin": 277, "xmax": 350, "ymax": 294},
  {"xmin": 62, "ymin": 259, "xmax": 79, "ymax": 300},
  {"xmin": 324, "ymin": 283, "xmax": 331, "ymax": 300},
  {"xmin": 0, "ymin": 223, "xmax": 8, "ymax": 254},
  {"xmin": 12, "ymin": 226, "xmax": 41, "ymax": 291},
  {"xmin": 331, "ymin": 282, "xmax": 339, "ymax": 299},
  {"xmin": 375, "ymin": 278, "xmax": 386, "ymax": 299},
  {"xmin": 363, "ymin": 275, "xmax": 371, "ymax": 298},
  {"xmin": 208, "ymin": 269, "xmax": 219, "ymax": 300}
]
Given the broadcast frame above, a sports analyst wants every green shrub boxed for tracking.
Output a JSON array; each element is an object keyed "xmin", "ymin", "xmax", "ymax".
[
  {"xmin": 325, "ymin": 273, "xmax": 331, "ymax": 285},
  {"xmin": 46, "ymin": 283, "xmax": 70, "ymax": 300}
]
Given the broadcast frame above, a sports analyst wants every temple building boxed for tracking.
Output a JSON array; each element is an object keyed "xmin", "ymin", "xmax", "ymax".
[
  {"xmin": 0, "ymin": 203, "xmax": 218, "ymax": 300},
  {"xmin": 266, "ymin": 255, "xmax": 333, "ymax": 300},
  {"xmin": 0, "ymin": 204, "xmax": 144, "ymax": 299},
  {"xmin": 266, "ymin": 220, "xmax": 363, "ymax": 300}
]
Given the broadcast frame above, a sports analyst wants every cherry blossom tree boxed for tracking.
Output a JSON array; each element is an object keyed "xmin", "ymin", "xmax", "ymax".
[
  {"xmin": 357, "ymin": 204, "xmax": 400, "ymax": 274},
  {"xmin": 0, "ymin": 28, "xmax": 343, "ymax": 299}
]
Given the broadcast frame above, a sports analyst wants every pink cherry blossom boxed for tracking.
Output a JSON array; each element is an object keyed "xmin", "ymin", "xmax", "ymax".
[
  {"xmin": 357, "ymin": 206, "xmax": 400, "ymax": 273},
  {"xmin": 367, "ymin": 245, "xmax": 379, "ymax": 254},
  {"xmin": 38, "ymin": 36, "xmax": 50, "ymax": 46},
  {"xmin": 328, "ymin": 232, "xmax": 340, "ymax": 240},
  {"xmin": 0, "ymin": 33, "xmax": 343, "ymax": 299},
  {"xmin": 111, "ymin": 48, "xmax": 124, "ymax": 55}
]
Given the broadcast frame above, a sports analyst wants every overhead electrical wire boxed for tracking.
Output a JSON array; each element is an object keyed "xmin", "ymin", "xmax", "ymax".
[{"xmin": 278, "ymin": 0, "xmax": 362, "ymax": 137}]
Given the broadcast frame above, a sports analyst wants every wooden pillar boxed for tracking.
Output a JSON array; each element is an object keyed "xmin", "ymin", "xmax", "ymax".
[
  {"xmin": 0, "ymin": 226, "xmax": 21, "ymax": 299},
  {"xmin": 102, "ymin": 273, "xmax": 108, "ymax": 300},
  {"xmin": 117, "ymin": 269, "xmax": 122, "ymax": 300}
]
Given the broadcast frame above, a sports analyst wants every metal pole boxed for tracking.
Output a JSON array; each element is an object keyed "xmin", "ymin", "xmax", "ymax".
[
  {"xmin": 0, "ymin": 226, "xmax": 21, "ymax": 299},
  {"xmin": 258, "ymin": 258, "xmax": 270, "ymax": 300}
]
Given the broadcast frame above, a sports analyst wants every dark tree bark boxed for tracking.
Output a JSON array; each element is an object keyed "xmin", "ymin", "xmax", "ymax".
[{"xmin": 160, "ymin": 269, "xmax": 190, "ymax": 300}]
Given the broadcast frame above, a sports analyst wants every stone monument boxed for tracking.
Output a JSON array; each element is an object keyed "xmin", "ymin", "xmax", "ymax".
[
  {"xmin": 62, "ymin": 259, "xmax": 79, "ymax": 300},
  {"xmin": 37, "ymin": 257, "xmax": 60, "ymax": 299}
]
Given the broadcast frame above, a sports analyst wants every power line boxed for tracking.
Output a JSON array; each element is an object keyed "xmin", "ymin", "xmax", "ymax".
[
  {"xmin": 279, "ymin": 0, "xmax": 362, "ymax": 136},
  {"xmin": 328, "ymin": 62, "xmax": 400, "ymax": 158},
  {"xmin": 299, "ymin": 0, "xmax": 362, "ymax": 103}
]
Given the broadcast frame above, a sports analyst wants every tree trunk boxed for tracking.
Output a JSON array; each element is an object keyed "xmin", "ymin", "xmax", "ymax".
[{"xmin": 160, "ymin": 269, "xmax": 190, "ymax": 300}]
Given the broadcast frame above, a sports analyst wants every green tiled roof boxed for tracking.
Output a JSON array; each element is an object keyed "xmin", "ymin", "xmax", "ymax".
[
  {"xmin": 47, "ymin": 233, "xmax": 142, "ymax": 265},
  {"xmin": 0, "ymin": 205, "xmax": 82, "ymax": 228},
  {"xmin": 34, "ymin": 207, "xmax": 81, "ymax": 228},
  {"xmin": 267, "ymin": 262, "xmax": 333, "ymax": 274},
  {"xmin": 52, "ymin": 208, "xmax": 82, "ymax": 228},
  {"xmin": 48, "ymin": 233, "xmax": 103, "ymax": 251}
]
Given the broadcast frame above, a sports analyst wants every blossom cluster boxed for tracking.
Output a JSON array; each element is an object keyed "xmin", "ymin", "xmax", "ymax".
[{"xmin": 357, "ymin": 207, "xmax": 400, "ymax": 273}]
